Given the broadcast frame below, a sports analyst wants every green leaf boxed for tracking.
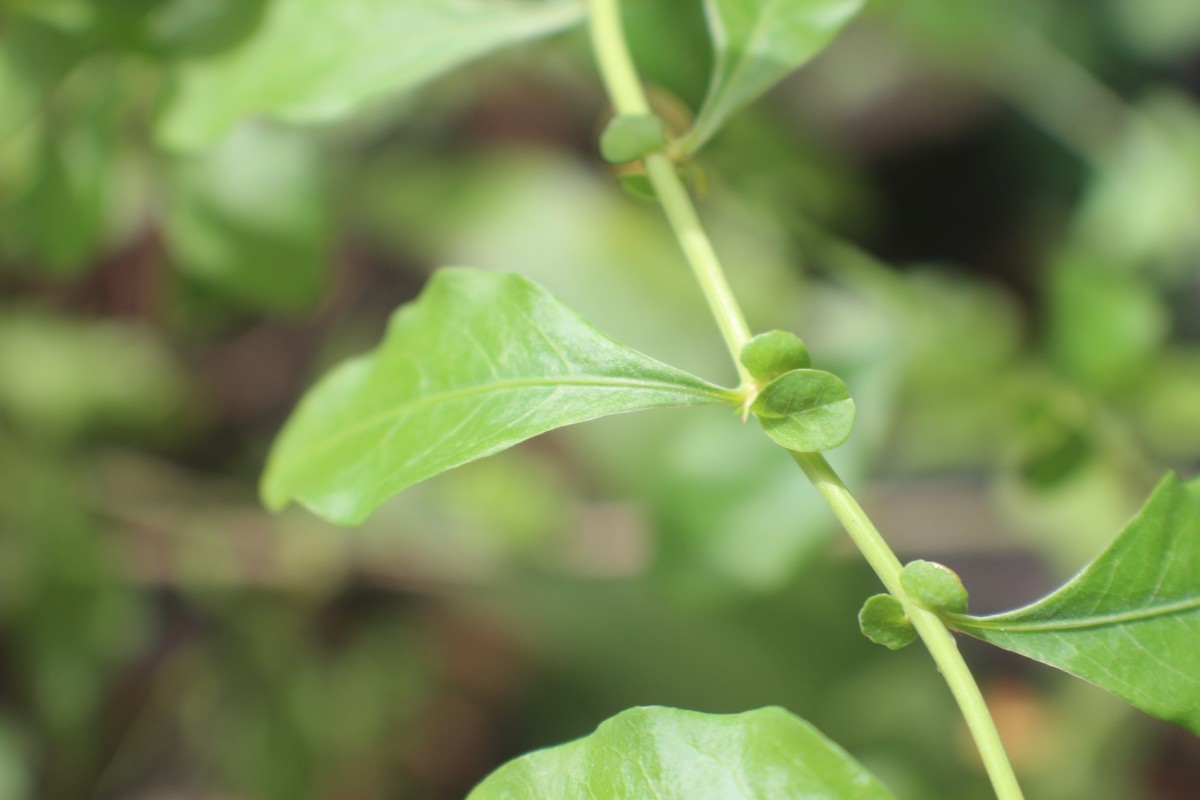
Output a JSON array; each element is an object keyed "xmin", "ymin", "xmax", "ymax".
[
  {"xmin": 859, "ymin": 594, "xmax": 916, "ymax": 651},
  {"xmin": 751, "ymin": 368, "xmax": 855, "ymax": 452},
  {"xmin": 164, "ymin": 122, "xmax": 330, "ymax": 312},
  {"xmin": 680, "ymin": 0, "xmax": 864, "ymax": 153},
  {"xmin": 154, "ymin": 0, "xmax": 585, "ymax": 151},
  {"xmin": 947, "ymin": 473, "xmax": 1200, "ymax": 734},
  {"xmin": 468, "ymin": 705, "xmax": 895, "ymax": 799},
  {"xmin": 740, "ymin": 330, "xmax": 811, "ymax": 382},
  {"xmin": 262, "ymin": 269, "xmax": 734, "ymax": 525},
  {"xmin": 600, "ymin": 114, "xmax": 666, "ymax": 163}
]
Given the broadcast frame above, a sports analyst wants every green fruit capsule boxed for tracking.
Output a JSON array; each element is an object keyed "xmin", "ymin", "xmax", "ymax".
[
  {"xmin": 900, "ymin": 560, "xmax": 969, "ymax": 615},
  {"xmin": 740, "ymin": 330, "xmax": 811, "ymax": 382}
]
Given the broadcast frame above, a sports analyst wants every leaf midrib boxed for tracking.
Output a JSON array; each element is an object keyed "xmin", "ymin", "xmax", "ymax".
[
  {"xmin": 951, "ymin": 595, "xmax": 1200, "ymax": 634},
  {"xmin": 281, "ymin": 373, "xmax": 731, "ymax": 467}
]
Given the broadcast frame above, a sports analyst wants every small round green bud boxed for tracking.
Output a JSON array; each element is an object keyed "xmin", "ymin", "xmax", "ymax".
[
  {"xmin": 600, "ymin": 114, "xmax": 667, "ymax": 164},
  {"xmin": 739, "ymin": 331, "xmax": 811, "ymax": 383},
  {"xmin": 748, "ymin": 368, "xmax": 855, "ymax": 452},
  {"xmin": 900, "ymin": 560, "xmax": 969, "ymax": 615},
  {"xmin": 859, "ymin": 594, "xmax": 917, "ymax": 650}
]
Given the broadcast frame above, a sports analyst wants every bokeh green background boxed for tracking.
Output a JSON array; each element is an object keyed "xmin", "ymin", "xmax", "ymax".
[{"xmin": 1, "ymin": 0, "xmax": 1199, "ymax": 797}]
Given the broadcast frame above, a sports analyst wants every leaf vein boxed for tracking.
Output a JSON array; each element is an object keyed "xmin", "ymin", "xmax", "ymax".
[
  {"xmin": 953, "ymin": 596, "xmax": 1200, "ymax": 632},
  {"xmin": 285, "ymin": 375, "xmax": 727, "ymax": 469}
]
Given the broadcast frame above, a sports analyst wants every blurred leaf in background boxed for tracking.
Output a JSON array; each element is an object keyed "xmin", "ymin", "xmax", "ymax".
[
  {"xmin": 164, "ymin": 122, "xmax": 330, "ymax": 313},
  {"xmin": 0, "ymin": 445, "xmax": 148, "ymax": 798},
  {"xmin": 0, "ymin": 311, "xmax": 194, "ymax": 442},
  {"xmin": 153, "ymin": 0, "xmax": 587, "ymax": 150},
  {"xmin": 1073, "ymin": 92, "xmax": 1200, "ymax": 273},
  {"xmin": 0, "ymin": 41, "xmax": 122, "ymax": 275}
]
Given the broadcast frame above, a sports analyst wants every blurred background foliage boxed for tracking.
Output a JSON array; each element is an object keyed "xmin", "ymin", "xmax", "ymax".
[{"xmin": 1, "ymin": 0, "xmax": 1198, "ymax": 797}]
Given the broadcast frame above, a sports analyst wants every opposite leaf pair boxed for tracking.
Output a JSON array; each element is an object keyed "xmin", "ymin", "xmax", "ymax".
[{"xmin": 741, "ymin": 329, "xmax": 855, "ymax": 454}]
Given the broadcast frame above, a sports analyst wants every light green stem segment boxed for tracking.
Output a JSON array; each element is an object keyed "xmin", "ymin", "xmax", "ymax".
[
  {"xmin": 643, "ymin": 155, "xmax": 751, "ymax": 376},
  {"xmin": 588, "ymin": 1, "xmax": 1027, "ymax": 798},
  {"xmin": 587, "ymin": 0, "xmax": 752, "ymax": 382},
  {"xmin": 793, "ymin": 452, "xmax": 1025, "ymax": 800}
]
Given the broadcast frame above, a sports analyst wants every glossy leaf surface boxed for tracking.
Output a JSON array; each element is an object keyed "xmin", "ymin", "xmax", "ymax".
[
  {"xmin": 468, "ymin": 705, "xmax": 895, "ymax": 799},
  {"xmin": 262, "ymin": 269, "xmax": 733, "ymax": 525},
  {"xmin": 681, "ymin": 0, "xmax": 864, "ymax": 153},
  {"xmin": 948, "ymin": 473, "xmax": 1200, "ymax": 734},
  {"xmin": 156, "ymin": 0, "xmax": 585, "ymax": 150}
]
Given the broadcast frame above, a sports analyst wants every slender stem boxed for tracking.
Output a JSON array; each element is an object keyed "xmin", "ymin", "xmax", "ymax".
[
  {"xmin": 588, "ymin": 3, "xmax": 1025, "ymax": 799},
  {"xmin": 794, "ymin": 452, "xmax": 1025, "ymax": 800},
  {"xmin": 588, "ymin": 0, "xmax": 752, "ymax": 381},
  {"xmin": 587, "ymin": 0, "xmax": 650, "ymax": 115},
  {"xmin": 643, "ymin": 154, "xmax": 752, "ymax": 371}
]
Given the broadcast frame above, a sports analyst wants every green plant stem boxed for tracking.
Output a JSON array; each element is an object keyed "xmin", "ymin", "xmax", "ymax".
[
  {"xmin": 588, "ymin": 2, "xmax": 1027, "ymax": 798},
  {"xmin": 587, "ymin": 0, "xmax": 752, "ymax": 383},
  {"xmin": 643, "ymin": 155, "xmax": 751, "ymax": 375},
  {"xmin": 793, "ymin": 451, "xmax": 1025, "ymax": 800}
]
